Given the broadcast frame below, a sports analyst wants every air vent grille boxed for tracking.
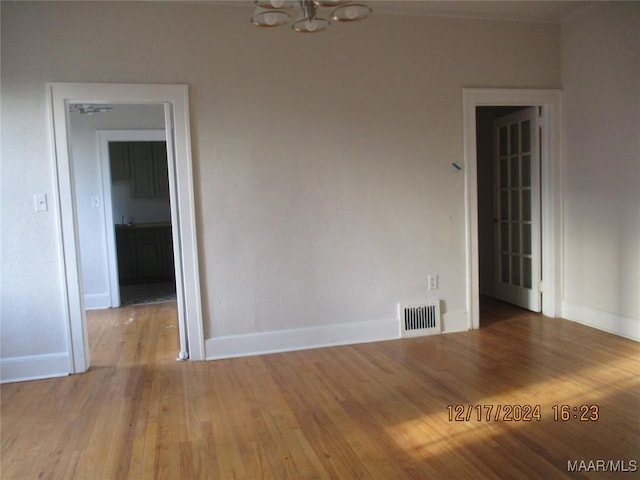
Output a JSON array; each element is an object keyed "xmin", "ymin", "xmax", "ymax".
[{"xmin": 399, "ymin": 302, "xmax": 441, "ymax": 337}]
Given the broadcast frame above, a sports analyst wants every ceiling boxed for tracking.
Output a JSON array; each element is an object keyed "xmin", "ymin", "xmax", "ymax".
[
  {"xmin": 369, "ymin": 1, "xmax": 599, "ymax": 23},
  {"xmin": 214, "ymin": 0, "xmax": 600, "ymax": 23}
]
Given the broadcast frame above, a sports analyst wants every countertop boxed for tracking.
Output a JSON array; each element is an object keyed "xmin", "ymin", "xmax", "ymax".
[{"xmin": 115, "ymin": 222, "xmax": 171, "ymax": 229}]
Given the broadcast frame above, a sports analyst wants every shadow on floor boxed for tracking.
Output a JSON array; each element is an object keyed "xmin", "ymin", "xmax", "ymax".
[
  {"xmin": 480, "ymin": 295, "xmax": 537, "ymax": 327},
  {"xmin": 119, "ymin": 281, "xmax": 176, "ymax": 306}
]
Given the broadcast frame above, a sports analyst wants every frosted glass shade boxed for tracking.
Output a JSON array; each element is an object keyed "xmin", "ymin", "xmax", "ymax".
[
  {"xmin": 252, "ymin": 10, "xmax": 291, "ymax": 27},
  {"xmin": 293, "ymin": 16, "xmax": 330, "ymax": 33},
  {"xmin": 331, "ymin": 3, "xmax": 372, "ymax": 22}
]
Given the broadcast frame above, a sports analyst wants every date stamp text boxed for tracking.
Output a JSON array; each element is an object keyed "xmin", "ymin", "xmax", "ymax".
[{"xmin": 446, "ymin": 404, "xmax": 600, "ymax": 422}]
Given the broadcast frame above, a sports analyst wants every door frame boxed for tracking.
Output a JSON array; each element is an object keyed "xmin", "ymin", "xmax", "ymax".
[
  {"xmin": 462, "ymin": 88, "xmax": 562, "ymax": 329},
  {"xmin": 48, "ymin": 83, "xmax": 205, "ymax": 372},
  {"xmin": 98, "ymin": 129, "xmax": 167, "ymax": 309}
]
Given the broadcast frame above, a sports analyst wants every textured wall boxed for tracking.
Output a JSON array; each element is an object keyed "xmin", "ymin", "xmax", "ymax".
[{"xmin": 1, "ymin": 2, "xmax": 561, "ymax": 361}]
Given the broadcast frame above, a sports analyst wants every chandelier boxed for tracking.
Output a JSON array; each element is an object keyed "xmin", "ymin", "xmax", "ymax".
[
  {"xmin": 69, "ymin": 104, "xmax": 113, "ymax": 115},
  {"xmin": 251, "ymin": 0, "xmax": 373, "ymax": 33}
]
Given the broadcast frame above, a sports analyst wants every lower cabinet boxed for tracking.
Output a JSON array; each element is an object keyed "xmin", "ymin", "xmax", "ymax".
[
  {"xmin": 116, "ymin": 228, "xmax": 138, "ymax": 283},
  {"xmin": 116, "ymin": 224, "xmax": 174, "ymax": 284}
]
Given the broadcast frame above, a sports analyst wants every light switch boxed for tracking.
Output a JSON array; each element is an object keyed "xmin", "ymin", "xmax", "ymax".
[{"xmin": 34, "ymin": 193, "xmax": 48, "ymax": 212}]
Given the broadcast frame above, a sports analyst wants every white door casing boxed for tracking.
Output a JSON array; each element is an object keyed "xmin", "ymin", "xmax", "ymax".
[
  {"xmin": 462, "ymin": 88, "xmax": 562, "ymax": 330},
  {"xmin": 493, "ymin": 107, "xmax": 542, "ymax": 311},
  {"xmin": 48, "ymin": 83, "xmax": 204, "ymax": 373}
]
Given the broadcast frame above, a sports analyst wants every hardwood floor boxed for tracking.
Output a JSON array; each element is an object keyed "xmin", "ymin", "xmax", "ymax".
[{"xmin": 2, "ymin": 300, "xmax": 639, "ymax": 479}]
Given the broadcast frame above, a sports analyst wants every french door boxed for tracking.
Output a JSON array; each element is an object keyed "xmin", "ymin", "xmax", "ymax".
[{"xmin": 493, "ymin": 107, "xmax": 541, "ymax": 311}]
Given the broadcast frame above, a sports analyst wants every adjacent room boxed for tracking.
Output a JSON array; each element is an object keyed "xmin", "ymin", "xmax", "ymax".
[{"xmin": 1, "ymin": 1, "xmax": 638, "ymax": 478}]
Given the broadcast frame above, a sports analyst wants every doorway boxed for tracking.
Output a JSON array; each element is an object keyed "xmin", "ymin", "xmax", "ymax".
[
  {"xmin": 96, "ymin": 128, "xmax": 176, "ymax": 308},
  {"xmin": 462, "ymin": 88, "xmax": 562, "ymax": 331},
  {"xmin": 48, "ymin": 83, "xmax": 205, "ymax": 373},
  {"xmin": 69, "ymin": 104, "xmax": 172, "ymax": 309}
]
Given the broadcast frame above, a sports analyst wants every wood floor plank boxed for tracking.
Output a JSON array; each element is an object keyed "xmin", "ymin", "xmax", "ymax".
[{"xmin": 2, "ymin": 299, "xmax": 639, "ymax": 479}]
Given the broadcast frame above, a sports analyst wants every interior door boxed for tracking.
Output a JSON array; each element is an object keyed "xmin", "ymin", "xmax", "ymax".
[{"xmin": 493, "ymin": 107, "xmax": 541, "ymax": 311}]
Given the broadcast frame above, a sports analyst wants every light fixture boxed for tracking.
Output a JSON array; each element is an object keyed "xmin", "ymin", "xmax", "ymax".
[
  {"xmin": 251, "ymin": 0, "xmax": 372, "ymax": 33},
  {"xmin": 69, "ymin": 104, "xmax": 114, "ymax": 115}
]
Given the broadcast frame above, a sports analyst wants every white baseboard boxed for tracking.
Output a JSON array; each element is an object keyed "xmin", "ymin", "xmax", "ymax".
[
  {"xmin": 442, "ymin": 311, "xmax": 470, "ymax": 333},
  {"xmin": 562, "ymin": 301, "xmax": 639, "ymax": 342},
  {"xmin": 205, "ymin": 318, "xmax": 400, "ymax": 360},
  {"xmin": 84, "ymin": 292, "xmax": 111, "ymax": 310},
  {"xmin": 0, "ymin": 353, "xmax": 70, "ymax": 384}
]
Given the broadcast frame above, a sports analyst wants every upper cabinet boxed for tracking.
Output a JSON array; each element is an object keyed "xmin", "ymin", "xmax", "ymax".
[
  {"xmin": 109, "ymin": 142, "xmax": 130, "ymax": 181},
  {"xmin": 152, "ymin": 141, "xmax": 169, "ymax": 197},
  {"xmin": 109, "ymin": 141, "xmax": 169, "ymax": 198},
  {"xmin": 129, "ymin": 142, "xmax": 154, "ymax": 197}
]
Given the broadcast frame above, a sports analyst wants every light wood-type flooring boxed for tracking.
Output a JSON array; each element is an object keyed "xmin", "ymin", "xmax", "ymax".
[{"xmin": 1, "ymin": 299, "xmax": 639, "ymax": 479}]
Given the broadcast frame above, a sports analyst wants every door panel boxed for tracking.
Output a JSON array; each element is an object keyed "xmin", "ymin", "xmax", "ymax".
[
  {"xmin": 493, "ymin": 107, "xmax": 541, "ymax": 311},
  {"xmin": 129, "ymin": 142, "xmax": 155, "ymax": 198}
]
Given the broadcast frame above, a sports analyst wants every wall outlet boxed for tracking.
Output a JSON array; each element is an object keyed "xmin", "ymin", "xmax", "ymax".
[
  {"xmin": 428, "ymin": 274, "xmax": 438, "ymax": 290},
  {"xmin": 34, "ymin": 193, "xmax": 48, "ymax": 212}
]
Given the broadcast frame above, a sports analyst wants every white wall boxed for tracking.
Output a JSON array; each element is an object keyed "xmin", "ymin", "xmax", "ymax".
[
  {"xmin": 1, "ymin": 1, "xmax": 562, "ymax": 379},
  {"xmin": 560, "ymin": 2, "xmax": 640, "ymax": 339},
  {"xmin": 68, "ymin": 105, "xmax": 166, "ymax": 310}
]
